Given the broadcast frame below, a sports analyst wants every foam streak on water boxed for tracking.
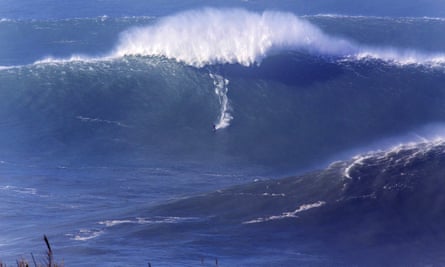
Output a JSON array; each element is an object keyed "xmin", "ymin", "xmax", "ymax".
[{"xmin": 243, "ymin": 201, "xmax": 327, "ymax": 224}]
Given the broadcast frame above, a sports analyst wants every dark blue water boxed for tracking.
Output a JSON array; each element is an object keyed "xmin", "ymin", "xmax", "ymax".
[{"xmin": 1, "ymin": 2, "xmax": 445, "ymax": 266}]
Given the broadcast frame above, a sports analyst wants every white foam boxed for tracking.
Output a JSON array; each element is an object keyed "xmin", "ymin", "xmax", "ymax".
[
  {"xmin": 99, "ymin": 219, "xmax": 134, "ymax": 227},
  {"xmin": 420, "ymin": 16, "xmax": 445, "ymax": 22},
  {"xmin": 343, "ymin": 155, "xmax": 372, "ymax": 179},
  {"xmin": 0, "ymin": 66, "xmax": 14, "ymax": 71},
  {"xmin": 33, "ymin": 54, "xmax": 105, "ymax": 65},
  {"xmin": 69, "ymin": 229, "xmax": 104, "ymax": 241},
  {"xmin": 0, "ymin": 185, "xmax": 37, "ymax": 195},
  {"xmin": 308, "ymin": 14, "xmax": 374, "ymax": 19},
  {"xmin": 111, "ymin": 8, "xmax": 445, "ymax": 68},
  {"xmin": 226, "ymin": 192, "xmax": 286, "ymax": 197},
  {"xmin": 76, "ymin": 115, "xmax": 131, "ymax": 128},
  {"xmin": 209, "ymin": 73, "xmax": 233, "ymax": 130},
  {"xmin": 5, "ymin": 9, "xmax": 445, "ymax": 69},
  {"xmin": 262, "ymin": 193, "xmax": 286, "ymax": 197},
  {"xmin": 99, "ymin": 216, "xmax": 196, "ymax": 227},
  {"xmin": 343, "ymin": 137, "xmax": 445, "ymax": 180},
  {"xmin": 310, "ymin": 14, "xmax": 445, "ymax": 22},
  {"xmin": 243, "ymin": 201, "xmax": 326, "ymax": 224},
  {"xmin": 353, "ymin": 47, "xmax": 445, "ymax": 66},
  {"xmin": 111, "ymin": 8, "xmax": 356, "ymax": 67}
]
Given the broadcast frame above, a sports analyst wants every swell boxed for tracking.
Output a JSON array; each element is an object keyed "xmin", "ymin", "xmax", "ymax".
[
  {"xmin": 2, "ymin": 9, "xmax": 444, "ymax": 69},
  {"xmin": 139, "ymin": 138, "xmax": 445, "ymax": 265}
]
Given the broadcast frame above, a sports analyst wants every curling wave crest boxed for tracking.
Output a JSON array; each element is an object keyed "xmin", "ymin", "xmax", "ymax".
[
  {"xmin": 112, "ymin": 8, "xmax": 356, "ymax": 67},
  {"xmin": 3, "ymin": 8, "xmax": 443, "ymax": 69},
  {"xmin": 111, "ymin": 8, "xmax": 445, "ymax": 67}
]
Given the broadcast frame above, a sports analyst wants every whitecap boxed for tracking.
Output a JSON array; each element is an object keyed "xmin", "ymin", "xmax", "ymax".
[
  {"xmin": 69, "ymin": 229, "xmax": 104, "ymax": 241},
  {"xmin": 5, "ymin": 8, "xmax": 445, "ymax": 69},
  {"xmin": 110, "ymin": 8, "xmax": 445, "ymax": 68},
  {"xmin": 111, "ymin": 8, "xmax": 356, "ymax": 67},
  {"xmin": 99, "ymin": 216, "xmax": 198, "ymax": 227},
  {"xmin": 0, "ymin": 66, "xmax": 14, "ymax": 71},
  {"xmin": 0, "ymin": 185, "xmax": 37, "ymax": 195},
  {"xmin": 243, "ymin": 201, "xmax": 326, "ymax": 224},
  {"xmin": 343, "ymin": 138, "xmax": 445, "ymax": 180}
]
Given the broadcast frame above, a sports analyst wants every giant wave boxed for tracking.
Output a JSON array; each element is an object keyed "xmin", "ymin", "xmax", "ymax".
[
  {"xmin": 111, "ymin": 8, "xmax": 445, "ymax": 67},
  {"xmin": 7, "ymin": 9, "xmax": 443, "ymax": 135},
  {"xmin": 2, "ymin": 7, "xmax": 445, "ymax": 266},
  {"xmin": 5, "ymin": 8, "xmax": 441, "ymax": 69},
  {"xmin": 140, "ymin": 138, "xmax": 445, "ymax": 266},
  {"xmin": 112, "ymin": 8, "xmax": 355, "ymax": 67}
]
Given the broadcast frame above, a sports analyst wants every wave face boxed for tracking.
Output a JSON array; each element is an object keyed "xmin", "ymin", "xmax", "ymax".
[
  {"xmin": 2, "ymin": 52, "xmax": 445, "ymax": 171},
  {"xmin": 1, "ymin": 11, "xmax": 445, "ymax": 172},
  {"xmin": 2, "ymin": 8, "xmax": 445, "ymax": 266},
  {"xmin": 143, "ymin": 140, "xmax": 445, "ymax": 266}
]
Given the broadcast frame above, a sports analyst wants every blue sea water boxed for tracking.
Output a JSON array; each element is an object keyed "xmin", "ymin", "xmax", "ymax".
[{"xmin": 1, "ymin": 1, "xmax": 445, "ymax": 266}]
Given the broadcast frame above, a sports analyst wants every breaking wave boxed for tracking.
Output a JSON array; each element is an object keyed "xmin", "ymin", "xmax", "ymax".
[
  {"xmin": 1, "ymin": 9, "xmax": 442, "ymax": 69},
  {"xmin": 112, "ymin": 8, "xmax": 355, "ymax": 67},
  {"xmin": 145, "ymin": 138, "xmax": 445, "ymax": 251},
  {"xmin": 110, "ymin": 8, "xmax": 445, "ymax": 68}
]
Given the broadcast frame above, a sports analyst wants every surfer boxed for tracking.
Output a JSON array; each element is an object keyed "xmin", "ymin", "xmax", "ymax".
[{"xmin": 212, "ymin": 124, "xmax": 217, "ymax": 132}]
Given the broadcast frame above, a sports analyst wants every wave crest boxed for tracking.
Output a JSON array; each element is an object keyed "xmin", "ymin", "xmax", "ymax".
[
  {"xmin": 3, "ymin": 9, "xmax": 445, "ymax": 69},
  {"xmin": 111, "ymin": 8, "xmax": 356, "ymax": 67}
]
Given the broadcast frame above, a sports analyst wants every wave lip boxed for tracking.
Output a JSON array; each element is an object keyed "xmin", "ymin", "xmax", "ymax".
[
  {"xmin": 4, "ymin": 8, "xmax": 445, "ymax": 69},
  {"xmin": 343, "ymin": 138, "xmax": 445, "ymax": 180},
  {"xmin": 111, "ymin": 8, "xmax": 356, "ymax": 67},
  {"xmin": 110, "ymin": 8, "xmax": 445, "ymax": 68},
  {"xmin": 353, "ymin": 47, "xmax": 445, "ymax": 66},
  {"xmin": 3, "ymin": 8, "xmax": 444, "ymax": 69}
]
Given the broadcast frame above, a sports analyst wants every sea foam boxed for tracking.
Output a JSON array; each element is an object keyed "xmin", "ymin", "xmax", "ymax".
[
  {"xmin": 111, "ymin": 8, "xmax": 356, "ymax": 67},
  {"xmin": 243, "ymin": 201, "xmax": 326, "ymax": 224},
  {"xmin": 10, "ymin": 8, "xmax": 445, "ymax": 69},
  {"xmin": 111, "ymin": 8, "xmax": 445, "ymax": 68}
]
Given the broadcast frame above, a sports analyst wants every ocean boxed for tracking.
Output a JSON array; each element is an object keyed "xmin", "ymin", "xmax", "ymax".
[{"xmin": 1, "ymin": 1, "xmax": 445, "ymax": 266}]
